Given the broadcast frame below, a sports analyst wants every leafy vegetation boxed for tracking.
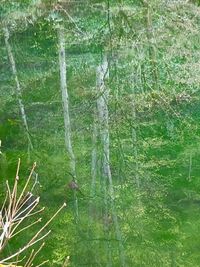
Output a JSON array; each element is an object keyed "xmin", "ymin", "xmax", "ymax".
[{"xmin": 1, "ymin": 0, "xmax": 200, "ymax": 266}]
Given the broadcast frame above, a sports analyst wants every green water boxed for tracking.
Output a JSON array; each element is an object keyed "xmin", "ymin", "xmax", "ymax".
[{"xmin": 1, "ymin": 1, "xmax": 200, "ymax": 266}]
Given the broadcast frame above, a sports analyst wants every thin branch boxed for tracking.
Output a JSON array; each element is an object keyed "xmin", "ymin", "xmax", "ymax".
[
  {"xmin": 15, "ymin": 162, "xmax": 37, "ymax": 209},
  {"xmin": 0, "ymin": 230, "xmax": 51, "ymax": 264},
  {"xmin": 27, "ymin": 203, "xmax": 66, "ymax": 245},
  {"xmin": 12, "ymin": 218, "xmax": 42, "ymax": 238},
  {"xmin": 25, "ymin": 242, "xmax": 45, "ymax": 267},
  {"xmin": 35, "ymin": 260, "xmax": 49, "ymax": 267}
]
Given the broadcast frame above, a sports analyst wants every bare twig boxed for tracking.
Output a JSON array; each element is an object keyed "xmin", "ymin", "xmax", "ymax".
[{"xmin": 0, "ymin": 161, "xmax": 66, "ymax": 266}]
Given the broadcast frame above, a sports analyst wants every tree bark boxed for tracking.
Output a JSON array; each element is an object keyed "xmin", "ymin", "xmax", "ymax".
[
  {"xmin": 131, "ymin": 95, "xmax": 140, "ymax": 189},
  {"xmin": 143, "ymin": 1, "xmax": 158, "ymax": 90},
  {"xmin": 3, "ymin": 27, "xmax": 33, "ymax": 153},
  {"xmin": 91, "ymin": 112, "xmax": 98, "ymax": 198},
  {"xmin": 89, "ymin": 109, "xmax": 98, "ymax": 218},
  {"xmin": 96, "ymin": 55, "xmax": 126, "ymax": 267},
  {"xmin": 58, "ymin": 25, "xmax": 78, "ymax": 221}
]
